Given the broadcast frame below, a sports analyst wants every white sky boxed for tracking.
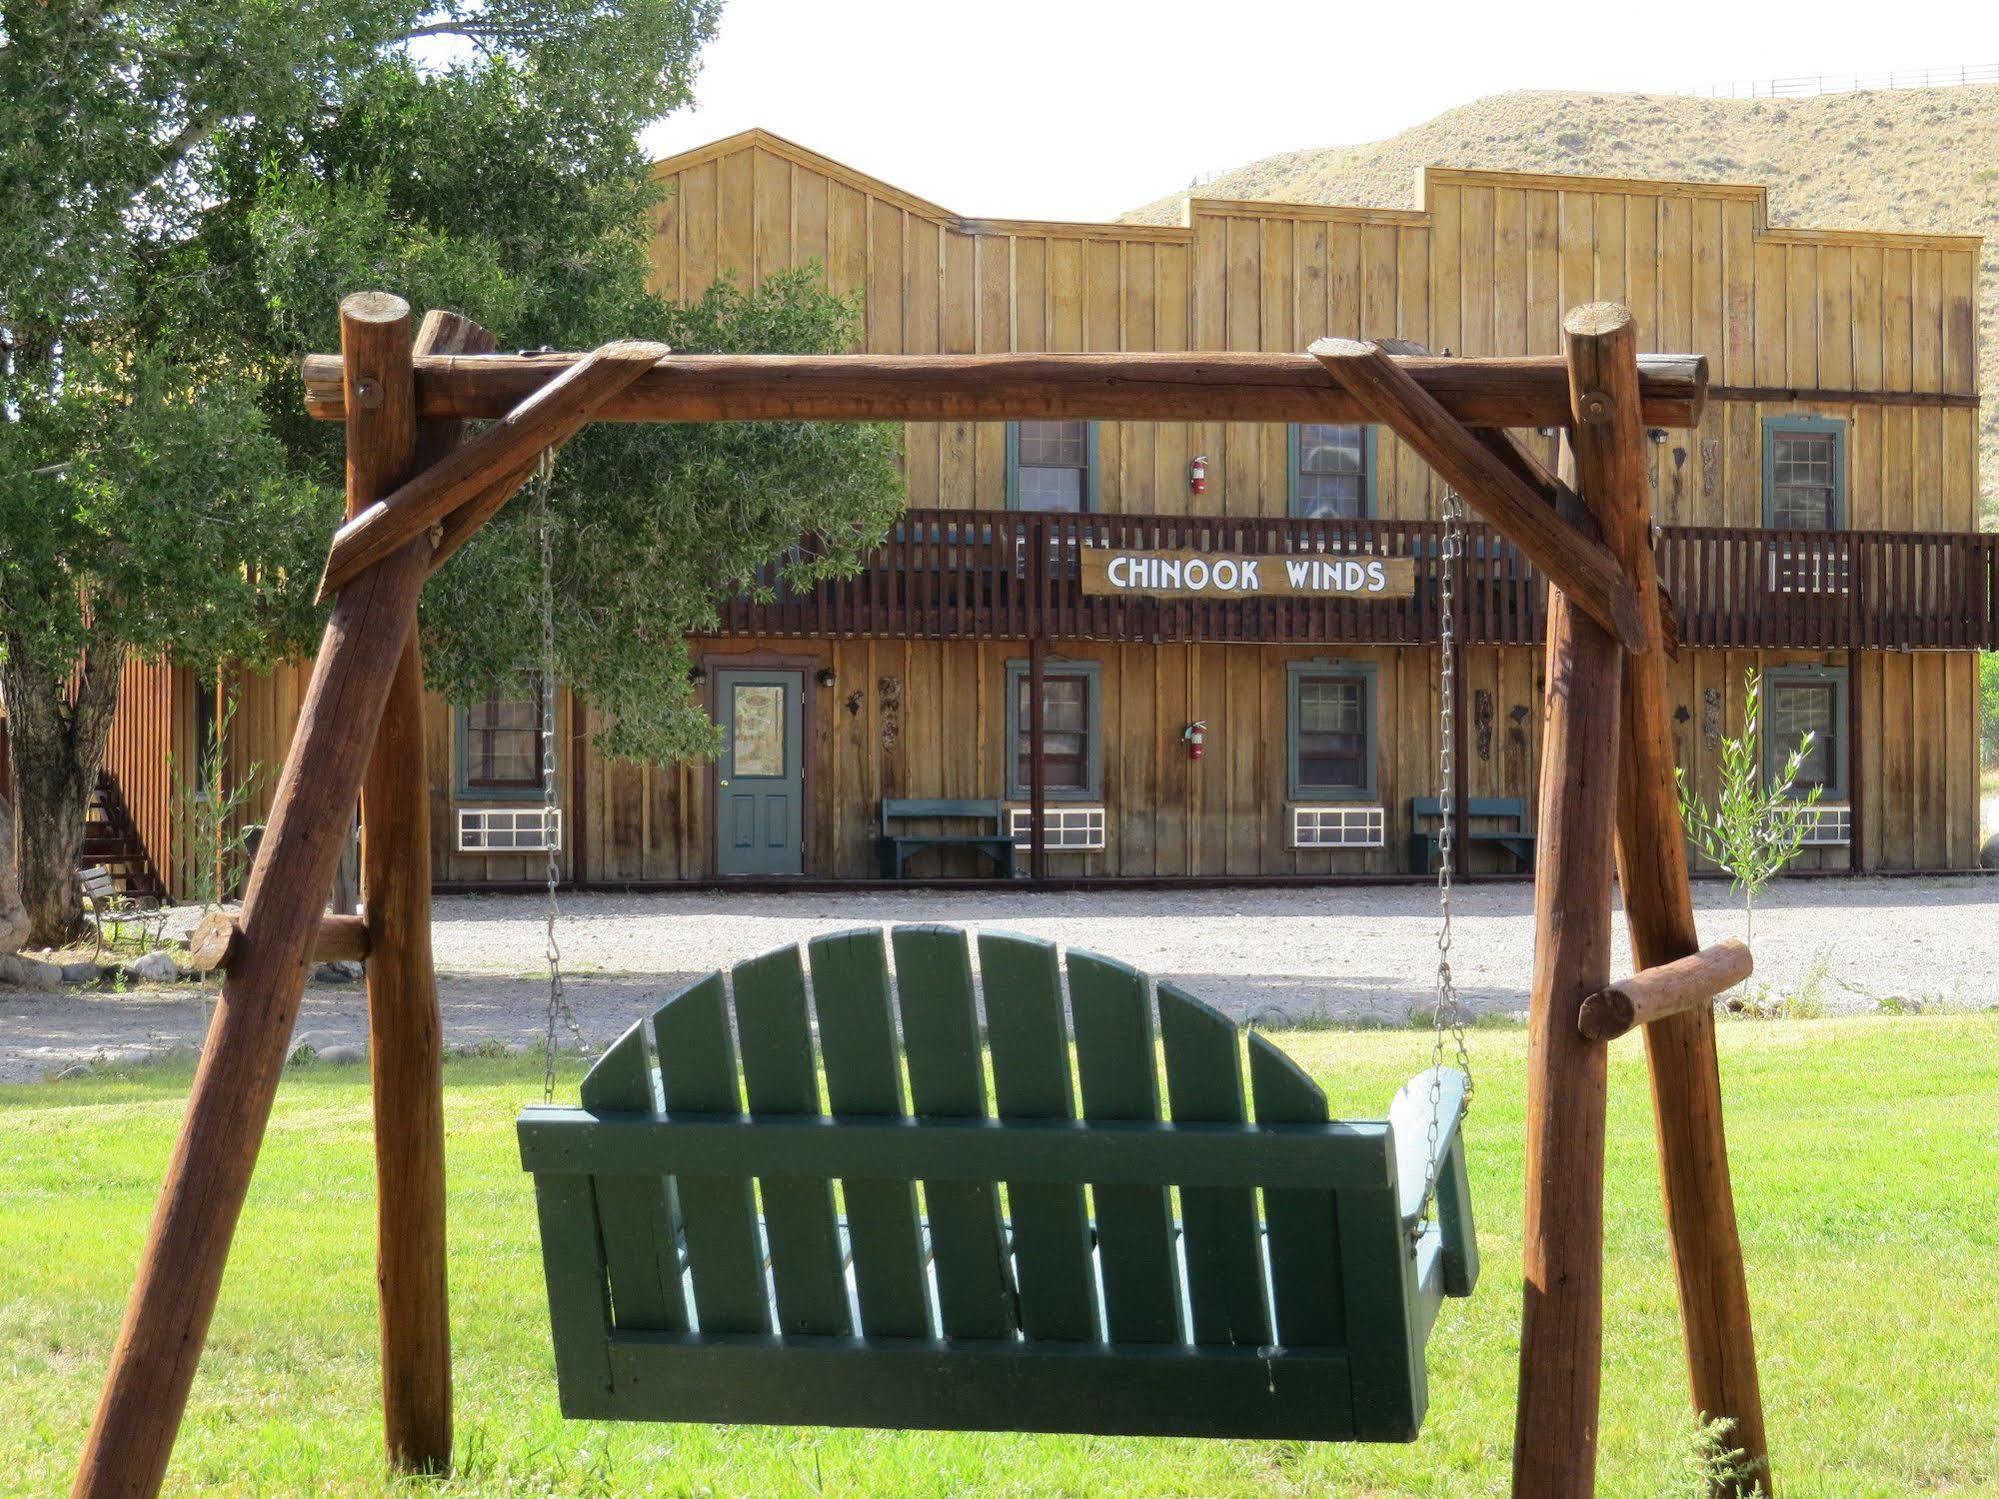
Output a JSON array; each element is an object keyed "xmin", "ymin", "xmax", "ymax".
[{"xmin": 640, "ymin": 0, "xmax": 1999, "ymax": 222}]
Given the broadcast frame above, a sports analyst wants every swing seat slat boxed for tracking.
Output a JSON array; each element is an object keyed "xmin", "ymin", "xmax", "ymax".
[{"xmin": 518, "ymin": 925, "xmax": 1476, "ymax": 1442}]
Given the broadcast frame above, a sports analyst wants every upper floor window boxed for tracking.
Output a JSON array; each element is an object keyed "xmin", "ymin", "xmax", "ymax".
[
  {"xmin": 1004, "ymin": 658, "xmax": 1101, "ymax": 800},
  {"xmin": 1762, "ymin": 666, "xmax": 1847, "ymax": 800},
  {"xmin": 457, "ymin": 680, "xmax": 546, "ymax": 799},
  {"xmin": 1287, "ymin": 659, "xmax": 1378, "ymax": 800},
  {"xmin": 1762, "ymin": 416, "xmax": 1845, "ymax": 530},
  {"xmin": 1289, "ymin": 424, "xmax": 1375, "ymax": 520},
  {"xmin": 1008, "ymin": 421, "xmax": 1097, "ymax": 512}
]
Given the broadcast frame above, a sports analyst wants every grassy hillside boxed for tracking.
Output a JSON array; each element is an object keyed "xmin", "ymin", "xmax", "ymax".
[{"xmin": 1127, "ymin": 86, "xmax": 1998, "ymax": 520}]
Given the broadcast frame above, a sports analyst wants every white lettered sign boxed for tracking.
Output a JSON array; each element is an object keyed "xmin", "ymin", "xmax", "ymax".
[{"xmin": 1080, "ymin": 549, "xmax": 1416, "ymax": 599}]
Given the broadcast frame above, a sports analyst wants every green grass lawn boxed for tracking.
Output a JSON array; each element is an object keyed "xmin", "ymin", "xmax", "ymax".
[{"xmin": 4, "ymin": 1017, "xmax": 1998, "ymax": 1498}]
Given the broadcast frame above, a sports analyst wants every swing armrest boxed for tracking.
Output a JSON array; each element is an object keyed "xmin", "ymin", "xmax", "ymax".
[
  {"xmin": 1390, "ymin": 1066, "xmax": 1479, "ymax": 1297},
  {"xmin": 1390, "ymin": 1067, "xmax": 1467, "ymax": 1226}
]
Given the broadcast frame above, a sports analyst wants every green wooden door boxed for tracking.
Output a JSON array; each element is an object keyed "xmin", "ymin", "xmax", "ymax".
[{"xmin": 716, "ymin": 669, "xmax": 803, "ymax": 876}]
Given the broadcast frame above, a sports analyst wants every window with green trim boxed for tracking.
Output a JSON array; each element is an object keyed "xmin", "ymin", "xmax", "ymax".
[
  {"xmin": 1762, "ymin": 416, "xmax": 1845, "ymax": 530},
  {"xmin": 1007, "ymin": 420, "xmax": 1097, "ymax": 512},
  {"xmin": 1288, "ymin": 423, "xmax": 1375, "ymax": 519},
  {"xmin": 1762, "ymin": 666, "xmax": 1847, "ymax": 799},
  {"xmin": 1004, "ymin": 659, "xmax": 1101, "ymax": 800},
  {"xmin": 1286, "ymin": 660, "xmax": 1378, "ymax": 800},
  {"xmin": 456, "ymin": 679, "xmax": 546, "ymax": 799}
]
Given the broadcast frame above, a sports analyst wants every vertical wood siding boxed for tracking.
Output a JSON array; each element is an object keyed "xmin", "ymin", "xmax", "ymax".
[
  {"xmin": 101, "ymin": 656, "xmax": 186, "ymax": 888},
  {"xmin": 648, "ymin": 138, "xmax": 1980, "ymax": 534}
]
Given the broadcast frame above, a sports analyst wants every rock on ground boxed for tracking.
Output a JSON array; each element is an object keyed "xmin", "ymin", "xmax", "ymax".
[
  {"xmin": 1, "ymin": 953, "xmax": 65, "ymax": 992},
  {"xmin": 125, "ymin": 949, "xmax": 180, "ymax": 984}
]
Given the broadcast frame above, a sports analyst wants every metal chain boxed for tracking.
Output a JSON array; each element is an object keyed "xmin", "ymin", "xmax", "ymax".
[
  {"xmin": 536, "ymin": 447, "xmax": 586, "ymax": 1103},
  {"xmin": 1418, "ymin": 487, "xmax": 1476, "ymax": 1238}
]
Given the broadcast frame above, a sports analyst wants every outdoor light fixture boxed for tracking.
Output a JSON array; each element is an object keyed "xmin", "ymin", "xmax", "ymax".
[
  {"xmin": 688, "ymin": 665, "xmax": 708, "ymax": 686},
  {"xmin": 816, "ymin": 667, "xmax": 837, "ymax": 688}
]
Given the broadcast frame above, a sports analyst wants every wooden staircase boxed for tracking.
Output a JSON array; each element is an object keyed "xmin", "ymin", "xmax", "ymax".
[{"xmin": 83, "ymin": 770, "xmax": 167, "ymax": 903}]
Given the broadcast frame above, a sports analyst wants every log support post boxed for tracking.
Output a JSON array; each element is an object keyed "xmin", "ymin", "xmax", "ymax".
[
  {"xmin": 1510, "ymin": 442, "xmax": 1622, "ymax": 1496},
  {"xmin": 1563, "ymin": 302, "xmax": 1769, "ymax": 1494},
  {"xmin": 361, "ymin": 308, "xmax": 491, "ymax": 1475},
  {"xmin": 72, "ymin": 293, "xmax": 436, "ymax": 1499}
]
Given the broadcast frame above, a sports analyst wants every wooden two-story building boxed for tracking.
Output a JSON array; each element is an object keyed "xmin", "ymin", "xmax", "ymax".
[{"xmin": 105, "ymin": 129, "xmax": 1994, "ymax": 891}]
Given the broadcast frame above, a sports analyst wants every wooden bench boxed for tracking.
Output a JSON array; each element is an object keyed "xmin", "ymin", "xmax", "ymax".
[
  {"xmin": 1408, "ymin": 796, "xmax": 1537, "ymax": 875},
  {"xmin": 518, "ymin": 926, "xmax": 1476, "ymax": 1440},
  {"xmin": 875, "ymin": 798, "xmax": 1016, "ymax": 879}
]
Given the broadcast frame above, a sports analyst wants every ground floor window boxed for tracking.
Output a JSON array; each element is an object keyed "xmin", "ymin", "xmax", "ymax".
[
  {"xmin": 1761, "ymin": 665, "xmax": 1847, "ymax": 799},
  {"xmin": 456, "ymin": 678, "xmax": 547, "ymax": 799},
  {"xmin": 1005, "ymin": 658, "xmax": 1101, "ymax": 800},
  {"xmin": 1287, "ymin": 659, "xmax": 1378, "ymax": 800}
]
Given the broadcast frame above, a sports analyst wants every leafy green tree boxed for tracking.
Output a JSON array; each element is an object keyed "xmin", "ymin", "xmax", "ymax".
[
  {"xmin": 1676, "ymin": 670, "xmax": 1827, "ymax": 949},
  {"xmin": 1, "ymin": 1, "xmax": 903, "ymax": 942}
]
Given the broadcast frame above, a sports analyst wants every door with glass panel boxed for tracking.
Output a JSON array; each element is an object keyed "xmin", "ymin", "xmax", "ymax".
[{"xmin": 714, "ymin": 669, "xmax": 804, "ymax": 876}]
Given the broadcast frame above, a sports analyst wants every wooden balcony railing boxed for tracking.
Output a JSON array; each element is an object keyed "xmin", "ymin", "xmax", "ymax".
[{"xmin": 720, "ymin": 509, "xmax": 1999, "ymax": 651}]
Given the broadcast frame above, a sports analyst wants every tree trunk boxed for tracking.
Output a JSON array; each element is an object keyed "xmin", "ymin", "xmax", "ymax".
[
  {"xmin": 1, "ymin": 630, "xmax": 126, "ymax": 948},
  {"xmin": 0, "ymin": 797, "xmax": 32, "ymax": 954}
]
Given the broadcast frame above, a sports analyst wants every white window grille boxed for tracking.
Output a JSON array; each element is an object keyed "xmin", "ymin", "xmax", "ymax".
[
  {"xmin": 1795, "ymin": 803, "xmax": 1852, "ymax": 846},
  {"xmin": 1008, "ymin": 805, "xmax": 1107, "ymax": 852},
  {"xmin": 457, "ymin": 806, "xmax": 562, "ymax": 853},
  {"xmin": 1290, "ymin": 804, "xmax": 1387, "ymax": 849}
]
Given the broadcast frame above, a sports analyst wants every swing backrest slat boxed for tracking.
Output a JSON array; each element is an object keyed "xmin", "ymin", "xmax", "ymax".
[
  {"xmin": 651, "ymin": 974, "xmax": 768, "ymax": 1335},
  {"xmin": 1069, "ymin": 949, "xmax": 1180, "ymax": 1344},
  {"xmin": 891, "ymin": 925, "xmax": 1016, "ymax": 1340},
  {"xmin": 980, "ymin": 932, "xmax": 1097, "ymax": 1341},
  {"xmin": 576, "ymin": 1030, "xmax": 684, "ymax": 1333},
  {"xmin": 1159, "ymin": 981, "xmax": 1270, "ymax": 1347},
  {"xmin": 733, "ymin": 944, "xmax": 850, "ymax": 1336},
  {"xmin": 808, "ymin": 930, "xmax": 929, "ymax": 1338}
]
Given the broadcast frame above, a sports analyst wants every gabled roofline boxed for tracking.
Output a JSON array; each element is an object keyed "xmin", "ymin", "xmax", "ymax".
[
  {"xmin": 649, "ymin": 129, "xmax": 1983, "ymax": 254},
  {"xmin": 649, "ymin": 127, "xmax": 1198, "ymax": 243},
  {"xmin": 649, "ymin": 127, "xmax": 960, "ymax": 221}
]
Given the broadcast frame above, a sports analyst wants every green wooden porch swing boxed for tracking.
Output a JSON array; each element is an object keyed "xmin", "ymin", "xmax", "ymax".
[{"xmin": 516, "ymin": 924, "xmax": 1476, "ymax": 1442}]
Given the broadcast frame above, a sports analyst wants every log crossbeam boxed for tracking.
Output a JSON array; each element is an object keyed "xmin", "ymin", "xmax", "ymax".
[
  {"xmin": 1577, "ymin": 940, "xmax": 1754, "ymax": 1042},
  {"xmin": 187, "ymin": 911, "xmax": 369, "ymax": 973},
  {"xmin": 299, "ymin": 347, "xmax": 1708, "ymax": 428}
]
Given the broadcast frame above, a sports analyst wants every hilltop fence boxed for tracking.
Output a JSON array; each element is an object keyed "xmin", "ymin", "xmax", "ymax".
[{"xmin": 1686, "ymin": 62, "xmax": 1999, "ymax": 99}]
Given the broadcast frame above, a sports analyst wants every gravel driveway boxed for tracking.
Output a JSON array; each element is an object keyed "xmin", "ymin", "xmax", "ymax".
[{"xmin": 2, "ymin": 876, "xmax": 1993, "ymax": 1082}]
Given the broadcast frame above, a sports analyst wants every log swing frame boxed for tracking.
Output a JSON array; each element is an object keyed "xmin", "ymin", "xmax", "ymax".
[{"xmin": 72, "ymin": 292, "xmax": 1766, "ymax": 1499}]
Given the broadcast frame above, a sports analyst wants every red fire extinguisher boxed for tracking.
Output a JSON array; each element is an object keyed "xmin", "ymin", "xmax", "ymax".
[
  {"xmin": 1189, "ymin": 454, "xmax": 1208, "ymax": 494},
  {"xmin": 1183, "ymin": 720, "xmax": 1206, "ymax": 760}
]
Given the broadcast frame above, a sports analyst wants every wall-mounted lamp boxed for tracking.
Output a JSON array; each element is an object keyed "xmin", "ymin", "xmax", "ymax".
[
  {"xmin": 1647, "ymin": 428, "xmax": 1669, "ymax": 445},
  {"xmin": 815, "ymin": 667, "xmax": 837, "ymax": 688},
  {"xmin": 688, "ymin": 665, "xmax": 708, "ymax": 687}
]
